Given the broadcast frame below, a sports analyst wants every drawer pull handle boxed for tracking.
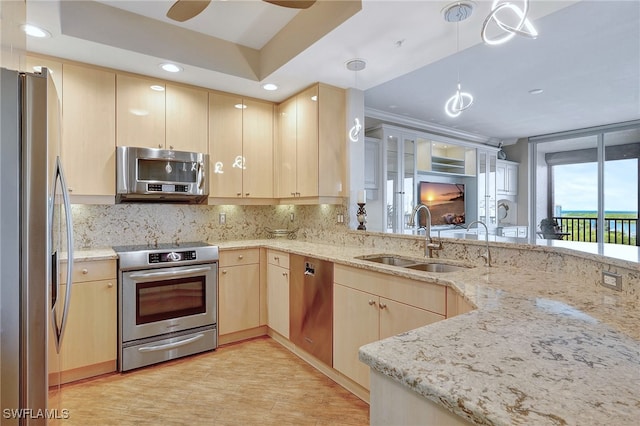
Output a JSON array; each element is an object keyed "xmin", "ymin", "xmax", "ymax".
[
  {"xmin": 368, "ymin": 300, "xmax": 376, "ymax": 306},
  {"xmin": 82, "ymin": 268, "xmax": 88, "ymax": 275},
  {"xmin": 283, "ymin": 272, "xmax": 288, "ymax": 277},
  {"xmin": 274, "ymin": 256, "xmax": 279, "ymax": 261},
  {"xmin": 222, "ymin": 270, "xmax": 227, "ymax": 274},
  {"xmin": 238, "ymin": 255, "xmax": 244, "ymax": 260},
  {"xmin": 107, "ymin": 282, "xmax": 113, "ymax": 288},
  {"xmin": 379, "ymin": 303, "xmax": 387, "ymax": 310}
]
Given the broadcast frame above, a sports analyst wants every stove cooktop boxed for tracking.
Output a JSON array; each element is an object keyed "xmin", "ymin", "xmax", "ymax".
[
  {"xmin": 113, "ymin": 241, "xmax": 219, "ymax": 270},
  {"xmin": 112, "ymin": 241, "xmax": 211, "ymax": 253}
]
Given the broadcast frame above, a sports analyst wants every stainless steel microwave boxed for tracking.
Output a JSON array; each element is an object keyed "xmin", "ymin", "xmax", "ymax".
[{"xmin": 116, "ymin": 146, "xmax": 209, "ymax": 203}]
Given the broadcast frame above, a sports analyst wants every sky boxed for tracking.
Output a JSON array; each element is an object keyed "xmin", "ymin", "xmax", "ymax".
[{"xmin": 553, "ymin": 159, "xmax": 638, "ymax": 212}]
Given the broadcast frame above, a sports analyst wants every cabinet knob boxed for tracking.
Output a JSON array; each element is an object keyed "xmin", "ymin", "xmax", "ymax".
[
  {"xmin": 368, "ymin": 299, "xmax": 376, "ymax": 306},
  {"xmin": 245, "ymin": 193, "xmax": 250, "ymax": 197},
  {"xmin": 283, "ymin": 272, "xmax": 288, "ymax": 277},
  {"xmin": 68, "ymin": 187, "xmax": 73, "ymax": 192},
  {"xmin": 82, "ymin": 268, "xmax": 88, "ymax": 275},
  {"xmin": 379, "ymin": 303, "xmax": 387, "ymax": 310},
  {"xmin": 169, "ymin": 145, "xmax": 174, "ymax": 150},
  {"xmin": 158, "ymin": 144, "xmax": 162, "ymax": 149},
  {"xmin": 237, "ymin": 193, "xmax": 242, "ymax": 196},
  {"xmin": 107, "ymin": 282, "xmax": 113, "ymax": 288},
  {"xmin": 238, "ymin": 255, "xmax": 244, "ymax": 260},
  {"xmin": 290, "ymin": 192, "xmax": 296, "ymax": 196},
  {"xmin": 222, "ymin": 270, "xmax": 227, "ymax": 274},
  {"xmin": 274, "ymin": 256, "xmax": 279, "ymax": 261}
]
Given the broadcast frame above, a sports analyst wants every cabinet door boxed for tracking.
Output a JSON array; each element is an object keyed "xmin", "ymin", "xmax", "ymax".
[
  {"xmin": 295, "ymin": 85, "xmax": 319, "ymax": 197},
  {"xmin": 166, "ymin": 83, "xmax": 208, "ymax": 153},
  {"xmin": 62, "ymin": 63, "xmax": 116, "ymax": 196},
  {"xmin": 379, "ymin": 298, "xmax": 444, "ymax": 340},
  {"xmin": 209, "ymin": 92, "xmax": 243, "ymax": 197},
  {"xmin": 218, "ymin": 264, "xmax": 260, "ymax": 335},
  {"xmin": 243, "ymin": 98, "xmax": 274, "ymax": 198},
  {"xmin": 496, "ymin": 163, "xmax": 507, "ymax": 193},
  {"xmin": 333, "ymin": 284, "xmax": 379, "ymax": 390},
  {"xmin": 506, "ymin": 164, "xmax": 518, "ymax": 195},
  {"xmin": 116, "ymin": 74, "xmax": 165, "ymax": 148},
  {"xmin": 60, "ymin": 279, "xmax": 117, "ymax": 372},
  {"xmin": 318, "ymin": 84, "xmax": 345, "ymax": 197},
  {"xmin": 277, "ymin": 97, "xmax": 297, "ymax": 197},
  {"xmin": 267, "ymin": 263, "xmax": 290, "ymax": 338}
]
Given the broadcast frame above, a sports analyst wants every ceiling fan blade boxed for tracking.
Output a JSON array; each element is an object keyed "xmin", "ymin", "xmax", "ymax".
[
  {"xmin": 263, "ymin": 0, "xmax": 316, "ymax": 9},
  {"xmin": 166, "ymin": 0, "xmax": 211, "ymax": 22}
]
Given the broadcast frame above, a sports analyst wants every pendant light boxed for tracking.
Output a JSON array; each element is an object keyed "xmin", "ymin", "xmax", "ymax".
[
  {"xmin": 442, "ymin": 2, "xmax": 474, "ymax": 118},
  {"xmin": 346, "ymin": 59, "xmax": 366, "ymax": 142},
  {"xmin": 482, "ymin": 0, "xmax": 538, "ymax": 46}
]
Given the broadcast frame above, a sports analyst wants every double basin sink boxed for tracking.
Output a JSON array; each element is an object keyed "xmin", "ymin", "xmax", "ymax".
[{"xmin": 356, "ymin": 254, "xmax": 473, "ymax": 273}]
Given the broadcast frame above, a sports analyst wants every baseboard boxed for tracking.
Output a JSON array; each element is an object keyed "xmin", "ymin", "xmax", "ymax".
[
  {"xmin": 219, "ymin": 326, "xmax": 268, "ymax": 346},
  {"xmin": 49, "ymin": 360, "xmax": 116, "ymax": 386}
]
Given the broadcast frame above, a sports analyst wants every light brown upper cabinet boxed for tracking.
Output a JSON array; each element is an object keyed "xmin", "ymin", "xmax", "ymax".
[
  {"xmin": 62, "ymin": 63, "xmax": 116, "ymax": 198},
  {"xmin": 209, "ymin": 92, "xmax": 274, "ymax": 199},
  {"xmin": 116, "ymin": 74, "xmax": 208, "ymax": 153},
  {"xmin": 276, "ymin": 83, "xmax": 346, "ymax": 200}
]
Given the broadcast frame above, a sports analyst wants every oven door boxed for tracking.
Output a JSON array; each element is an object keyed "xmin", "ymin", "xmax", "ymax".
[{"xmin": 121, "ymin": 263, "xmax": 217, "ymax": 343}]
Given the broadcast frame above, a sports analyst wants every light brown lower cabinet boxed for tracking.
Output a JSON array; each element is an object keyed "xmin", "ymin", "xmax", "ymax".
[
  {"xmin": 266, "ymin": 250, "xmax": 290, "ymax": 339},
  {"xmin": 333, "ymin": 264, "xmax": 446, "ymax": 390},
  {"xmin": 218, "ymin": 249, "xmax": 261, "ymax": 336},
  {"xmin": 49, "ymin": 259, "xmax": 117, "ymax": 385}
]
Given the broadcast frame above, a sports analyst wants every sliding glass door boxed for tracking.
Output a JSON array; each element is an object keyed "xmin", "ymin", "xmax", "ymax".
[{"xmin": 530, "ymin": 121, "xmax": 640, "ymax": 247}]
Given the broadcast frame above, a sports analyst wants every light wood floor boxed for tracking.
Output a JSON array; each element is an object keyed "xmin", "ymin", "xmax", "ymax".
[{"xmin": 53, "ymin": 337, "xmax": 369, "ymax": 425}]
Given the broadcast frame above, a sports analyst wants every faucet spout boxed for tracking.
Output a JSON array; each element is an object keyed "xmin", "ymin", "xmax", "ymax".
[
  {"xmin": 409, "ymin": 204, "xmax": 443, "ymax": 257},
  {"xmin": 466, "ymin": 220, "xmax": 492, "ymax": 267}
]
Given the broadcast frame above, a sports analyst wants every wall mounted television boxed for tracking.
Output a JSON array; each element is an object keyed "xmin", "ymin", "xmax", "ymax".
[{"xmin": 417, "ymin": 181, "xmax": 465, "ymax": 226}]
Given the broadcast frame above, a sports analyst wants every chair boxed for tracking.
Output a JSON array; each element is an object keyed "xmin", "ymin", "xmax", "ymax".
[{"xmin": 538, "ymin": 218, "xmax": 566, "ymax": 239}]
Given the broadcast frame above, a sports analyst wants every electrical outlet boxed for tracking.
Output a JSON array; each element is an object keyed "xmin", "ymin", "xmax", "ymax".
[
  {"xmin": 337, "ymin": 213, "xmax": 344, "ymax": 223},
  {"xmin": 601, "ymin": 271, "xmax": 622, "ymax": 291},
  {"xmin": 219, "ymin": 213, "xmax": 226, "ymax": 225}
]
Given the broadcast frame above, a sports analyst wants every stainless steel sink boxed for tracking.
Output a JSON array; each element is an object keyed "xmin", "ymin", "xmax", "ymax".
[
  {"xmin": 356, "ymin": 255, "xmax": 418, "ymax": 267},
  {"xmin": 404, "ymin": 263, "xmax": 468, "ymax": 273},
  {"xmin": 355, "ymin": 255, "xmax": 472, "ymax": 273}
]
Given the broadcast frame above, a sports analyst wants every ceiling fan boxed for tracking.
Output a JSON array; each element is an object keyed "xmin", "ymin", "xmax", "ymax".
[{"xmin": 167, "ymin": 0, "xmax": 316, "ymax": 22}]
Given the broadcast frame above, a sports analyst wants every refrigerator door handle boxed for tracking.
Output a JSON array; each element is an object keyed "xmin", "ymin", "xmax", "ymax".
[{"xmin": 51, "ymin": 156, "xmax": 74, "ymax": 353}]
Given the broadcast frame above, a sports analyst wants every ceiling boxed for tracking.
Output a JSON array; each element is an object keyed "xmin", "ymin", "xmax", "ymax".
[{"xmin": 25, "ymin": 0, "xmax": 640, "ymax": 144}]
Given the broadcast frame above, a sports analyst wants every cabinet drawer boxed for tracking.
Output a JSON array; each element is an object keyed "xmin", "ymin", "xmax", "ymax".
[
  {"xmin": 267, "ymin": 249, "xmax": 289, "ymax": 269},
  {"xmin": 61, "ymin": 259, "xmax": 116, "ymax": 283},
  {"xmin": 334, "ymin": 264, "xmax": 446, "ymax": 316},
  {"xmin": 219, "ymin": 248, "xmax": 260, "ymax": 267}
]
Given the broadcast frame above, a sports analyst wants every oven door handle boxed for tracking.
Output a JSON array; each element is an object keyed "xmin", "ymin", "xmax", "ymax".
[
  {"xmin": 128, "ymin": 266, "xmax": 213, "ymax": 282},
  {"xmin": 137, "ymin": 333, "xmax": 204, "ymax": 353}
]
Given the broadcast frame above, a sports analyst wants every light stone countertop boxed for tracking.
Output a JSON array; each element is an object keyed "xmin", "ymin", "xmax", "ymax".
[{"xmin": 78, "ymin": 240, "xmax": 640, "ymax": 425}]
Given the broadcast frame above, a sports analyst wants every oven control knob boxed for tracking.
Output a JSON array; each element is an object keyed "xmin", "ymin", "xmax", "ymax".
[{"xmin": 167, "ymin": 252, "xmax": 181, "ymax": 262}]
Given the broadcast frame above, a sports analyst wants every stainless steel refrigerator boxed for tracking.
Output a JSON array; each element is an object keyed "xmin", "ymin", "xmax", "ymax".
[{"xmin": 1, "ymin": 68, "xmax": 74, "ymax": 424}]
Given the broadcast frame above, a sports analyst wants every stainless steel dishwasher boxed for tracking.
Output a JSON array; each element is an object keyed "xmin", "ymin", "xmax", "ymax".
[{"xmin": 290, "ymin": 255, "xmax": 333, "ymax": 366}]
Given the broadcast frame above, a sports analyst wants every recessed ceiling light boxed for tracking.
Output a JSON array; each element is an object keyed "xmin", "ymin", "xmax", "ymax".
[
  {"xmin": 234, "ymin": 103, "xmax": 247, "ymax": 109},
  {"xmin": 262, "ymin": 83, "xmax": 278, "ymax": 91},
  {"xmin": 160, "ymin": 63, "xmax": 183, "ymax": 73},
  {"xmin": 529, "ymin": 88, "xmax": 544, "ymax": 95},
  {"xmin": 150, "ymin": 85, "xmax": 165, "ymax": 92},
  {"xmin": 21, "ymin": 24, "xmax": 51, "ymax": 38}
]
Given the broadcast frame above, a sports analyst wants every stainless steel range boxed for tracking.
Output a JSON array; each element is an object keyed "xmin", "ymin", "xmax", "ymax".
[{"xmin": 113, "ymin": 242, "xmax": 219, "ymax": 372}]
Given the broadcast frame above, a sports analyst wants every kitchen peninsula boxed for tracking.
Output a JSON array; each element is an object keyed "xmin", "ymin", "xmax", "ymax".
[{"xmin": 72, "ymin": 231, "xmax": 640, "ymax": 426}]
